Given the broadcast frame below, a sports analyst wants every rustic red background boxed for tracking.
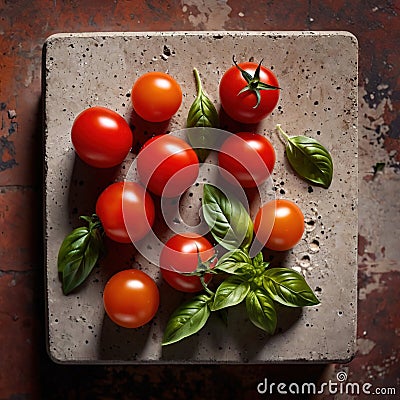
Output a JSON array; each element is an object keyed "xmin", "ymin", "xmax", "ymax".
[{"xmin": 0, "ymin": 1, "xmax": 399, "ymax": 399}]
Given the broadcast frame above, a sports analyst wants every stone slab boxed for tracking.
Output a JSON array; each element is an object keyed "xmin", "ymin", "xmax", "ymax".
[{"xmin": 43, "ymin": 31, "xmax": 358, "ymax": 363}]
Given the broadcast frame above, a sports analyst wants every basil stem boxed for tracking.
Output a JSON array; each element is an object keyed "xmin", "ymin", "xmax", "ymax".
[
  {"xmin": 276, "ymin": 124, "xmax": 333, "ymax": 188},
  {"xmin": 186, "ymin": 68, "xmax": 219, "ymax": 162},
  {"xmin": 57, "ymin": 215, "xmax": 104, "ymax": 295}
]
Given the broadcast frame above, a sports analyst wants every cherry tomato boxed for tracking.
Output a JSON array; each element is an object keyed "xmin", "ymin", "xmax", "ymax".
[
  {"xmin": 254, "ymin": 199, "xmax": 304, "ymax": 251},
  {"xmin": 218, "ymin": 132, "xmax": 275, "ymax": 188},
  {"xmin": 96, "ymin": 181, "xmax": 155, "ymax": 243},
  {"xmin": 71, "ymin": 106, "xmax": 133, "ymax": 168},
  {"xmin": 131, "ymin": 72, "xmax": 182, "ymax": 122},
  {"xmin": 103, "ymin": 269, "xmax": 159, "ymax": 328},
  {"xmin": 219, "ymin": 61, "xmax": 280, "ymax": 124},
  {"xmin": 136, "ymin": 134, "xmax": 199, "ymax": 198},
  {"xmin": 159, "ymin": 233, "xmax": 216, "ymax": 293}
]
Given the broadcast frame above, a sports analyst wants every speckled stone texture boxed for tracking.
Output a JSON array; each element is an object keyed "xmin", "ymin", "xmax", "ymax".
[{"xmin": 43, "ymin": 31, "xmax": 358, "ymax": 364}]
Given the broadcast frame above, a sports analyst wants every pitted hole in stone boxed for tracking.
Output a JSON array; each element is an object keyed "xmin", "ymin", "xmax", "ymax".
[
  {"xmin": 337, "ymin": 310, "xmax": 343, "ymax": 317},
  {"xmin": 305, "ymin": 218, "xmax": 316, "ymax": 232},
  {"xmin": 299, "ymin": 254, "xmax": 311, "ymax": 268},
  {"xmin": 309, "ymin": 239, "xmax": 320, "ymax": 253},
  {"xmin": 310, "ymin": 205, "xmax": 319, "ymax": 215},
  {"xmin": 163, "ymin": 45, "xmax": 172, "ymax": 57}
]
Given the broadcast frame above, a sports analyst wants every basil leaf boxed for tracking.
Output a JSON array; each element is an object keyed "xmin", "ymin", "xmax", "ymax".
[
  {"xmin": 57, "ymin": 215, "xmax": 103, "ymax": 295},
  {"xmin": 211, "ymin": 275, "xmax": 250, "ymax": 311},
  {"xmin": 162, "ymin": 294, "xmax": 212, "ymax": 346},
  {"xmin": 186, "ymin": 127, "xmax": 217, "ymax": 163},
  {"xmin": 246, "ymin": 289, "xmax": 277, "ymax": 334},
  {"xmin": 202, "ymin": 184, "xmax": 253, "ymax": 251},
  {"xmin": 186, "ymin": 68, "xmax": 219, "ymax": 162},
  {"xmin": 277, "ymin": 124, "xmax": 333, "ymax": 188},
  {"xmin": 215, "ymin": 248, "xmax": 254, "ymax": 275},
  {"xmin": 263, "ymin": 267, "xmax": 320, "ymax": 307},
  {"xmin": 252, "ymin": 251, "xmax": 264, "ymax": 269}
]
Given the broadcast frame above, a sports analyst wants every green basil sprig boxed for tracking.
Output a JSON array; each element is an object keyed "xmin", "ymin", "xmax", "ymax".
[
  {"xmin": 162, "ymin": 185, "xmax": 320, "ymax": 345},
  {"xmin": 57, "ymin": 215, "xmax": 104, "ymax": 295},
  {"xmin": 276, "ymin": 124, "xmax": 333, "ymax": 188},
  {"xmin": 186, "ymin": 68, "xmax": 219, "ymax": 162},
  {"xmin": 213, "ymin": 255, "xmax": 319, "ymax": 312},
  {"xmin": 202, "ymin": 184, "xmax": 253, "ymax": 251}
]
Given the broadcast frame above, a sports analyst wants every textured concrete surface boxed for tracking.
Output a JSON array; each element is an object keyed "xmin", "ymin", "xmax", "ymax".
[
  {"xmin": 44, "ymin": 31, "xmax": 358, "ymax": 363},
  {"xmin": 0, "ymin": 0, "xmax": 399, "ymax": 398}
]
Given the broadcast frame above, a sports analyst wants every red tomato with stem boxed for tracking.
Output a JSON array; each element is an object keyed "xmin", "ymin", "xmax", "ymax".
[
  {"xmin": 219, "ymin": 58, "xmax": 280, "ymax": 124},
  {"xmin": 136, "ymin": 134, "xmax": 199, "ymax": 198},
  {"xmin": 131, "ymin": 72, "xmax": 182, "ymax": 122},
  {"xmin": 218, "ymin": 132, "xmax": 275, "ymax": 188},
  {"xmin": 254, "ymin": 199, "xmax": 304, "ymax": 251},
  {"xmin": 103, "ymin": 269, "xmax": 159, "ymax": 328},
  {"xmin": 159, "ymin": 233, "xmax": 216, "ymax": 293},
  {"xmin": 71, "ymin": 106, "xmax": 133, "ymax": 168},
  {"xmin": 96, "ymin": 181, "xmax": 155, "ymax": 244}
]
